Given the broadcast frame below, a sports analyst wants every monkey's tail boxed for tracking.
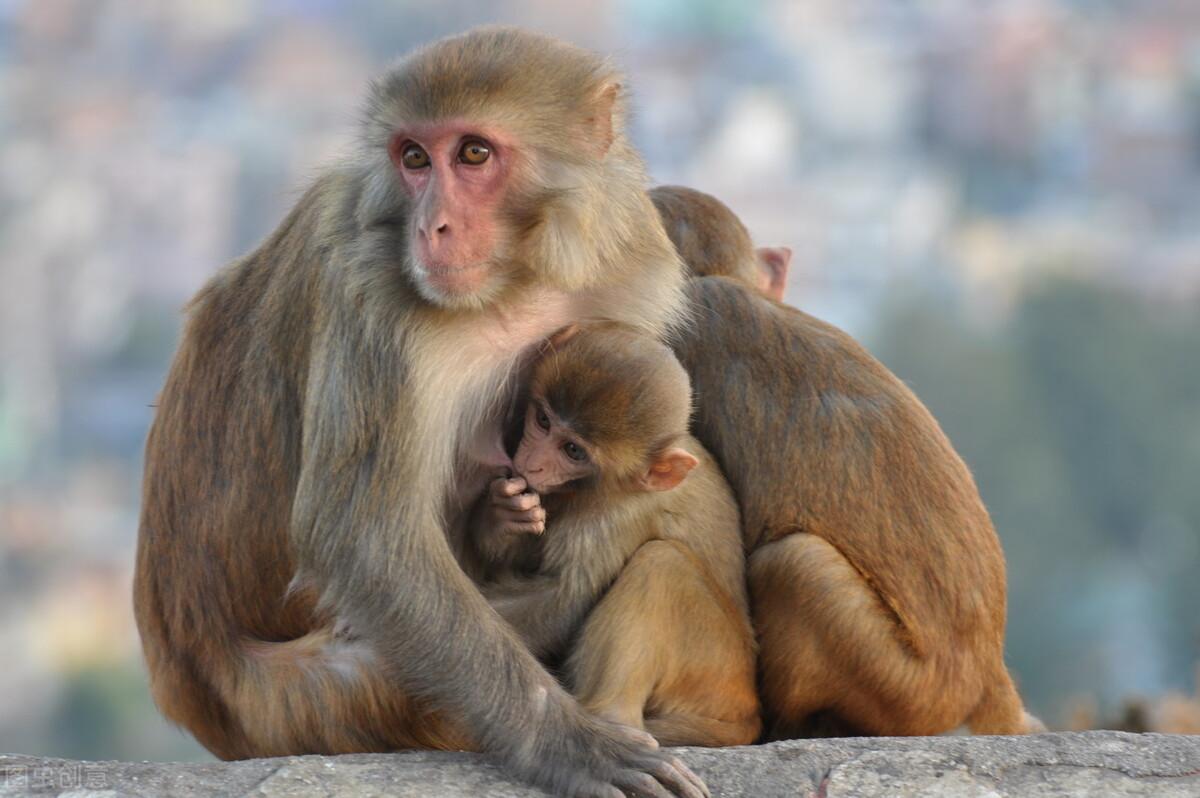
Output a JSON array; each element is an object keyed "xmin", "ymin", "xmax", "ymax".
[{"xmin": 965, "ymin": 670, "xmax": 1043, "ymax": 735}]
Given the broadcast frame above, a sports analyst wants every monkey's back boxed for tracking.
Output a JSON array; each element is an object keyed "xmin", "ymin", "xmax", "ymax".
[
  {"xmin": 673, "ymin": 276, "xmax": 1007, "ymax": 656},
  {"xmin": 655, "ymin": 434, "xmax": 750, "ymax": 616},
  {"xmin": 133, "ymin": 174, "xmax": 349, "ymax": 754},
  {"xmin": 539, "ymin": 434, "xmax": 745, "ymax": 610}
]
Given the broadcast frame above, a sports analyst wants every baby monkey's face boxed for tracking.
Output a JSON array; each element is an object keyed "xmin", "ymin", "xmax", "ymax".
[
  {"xmin": 514, "ymin": 326, "xmax": 700, "ymax": 497},
  {"xmin": 511, "ymin": 392, "xmax": 699, "ymax": 497},
  {"xmin": 512, "ymin": 397, "xmax": 596, "ymax": 494}
]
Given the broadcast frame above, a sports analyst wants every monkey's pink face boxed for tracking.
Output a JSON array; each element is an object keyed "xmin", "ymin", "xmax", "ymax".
[
  {"xmin": 512, "ymin": 400, "xmax": 596, "ymax": 494},
  {"xmin": 389, "ymin": 122, "xmax": 513, "ymax": 302}
]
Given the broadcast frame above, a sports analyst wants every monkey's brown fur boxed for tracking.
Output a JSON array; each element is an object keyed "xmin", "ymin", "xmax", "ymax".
[
  {"xmin": 467, "ymin": 327, "xmax": 761, "ymax": 747},
  {"xmin": 660, "ymin": 188, "xmax": 1039, "ymax": 738},
  {"xmin": 650, "ymin": 186, "xmax": 761, "ymax": 288},
  {"xmin": 134, "ymin": 28, "xmax": 708, "ymax": 798}
]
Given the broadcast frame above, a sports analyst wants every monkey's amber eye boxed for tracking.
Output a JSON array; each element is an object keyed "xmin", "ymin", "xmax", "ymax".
[
  {"xmin": 458, "ymin": 138, "xmax": 491, "ymax": 165},
  {"xmin": 535, "ymin": 407, "xmax": 551, "ymax": 431},
  {"xmin": 562, "ymin": 441, "xmax": 587, "ymax": 462},
  {"xmin": 400, "ymin": 143, "xmax": 430, "ymax": 169}
]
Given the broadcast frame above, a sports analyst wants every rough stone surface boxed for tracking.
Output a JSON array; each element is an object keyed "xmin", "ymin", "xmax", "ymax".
[{"xmin": 2, "ymin": 732, "xmax": 1199, "ymax": 797}]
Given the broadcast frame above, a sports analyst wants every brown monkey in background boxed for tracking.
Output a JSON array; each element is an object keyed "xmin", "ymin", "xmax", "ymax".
[
  {"xmin": 134, "ymin": 27, "xmax": 710, "ymax": 798},
  {"xmin": 460, "ymin": 325, "xmax": 761, "ymax": 748},
  {"xmin": 655, "ymin": 187, "xmax": 1042, "ymax": 739},
  {"xmin": 650, "ymin": 185, "xmax": 790, "ymax": 302}
]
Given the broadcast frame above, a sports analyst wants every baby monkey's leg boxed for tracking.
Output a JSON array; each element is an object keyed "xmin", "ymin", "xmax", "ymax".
[{"xmin": 566, "ymin": 540, "xmax": 761, "ymax": 747}]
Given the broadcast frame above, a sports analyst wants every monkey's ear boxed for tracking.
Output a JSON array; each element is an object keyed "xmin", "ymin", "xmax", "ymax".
[
  {"xmin": 548, "ymin": 324, "xmax": 580, "ymax": 350},
  {"xmin": 640, "ymin": 447, "xmax": 700, "ymax": 492},
  {"xmin": 585, "ymin": 83, "xmax": 621, "ymax": 157},
  {"xmin": 537, "ymin": 324, "xmax": 580, "ymax": 361},
  {"xmin": 756, "ymin": 246, "xmax": 791, "ymax": 303}
]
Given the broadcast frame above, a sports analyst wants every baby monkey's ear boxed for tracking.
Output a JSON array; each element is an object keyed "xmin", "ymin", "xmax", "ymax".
[
  {"xmin": 546, "ymin": 323, "xmax": 580, "ymax": 350},
  {"xmin": 756, "ymin": 246, "xmax": 791, "ymax": 303},
  {"xmin": 639, "ymin": 447, "xmax": 700, "ymax": 492}
]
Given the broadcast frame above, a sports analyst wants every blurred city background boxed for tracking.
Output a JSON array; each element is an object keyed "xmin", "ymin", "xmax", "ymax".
[{"xmin": 1, "ymin": 0, "xmax": 1199, "ymax": 762}]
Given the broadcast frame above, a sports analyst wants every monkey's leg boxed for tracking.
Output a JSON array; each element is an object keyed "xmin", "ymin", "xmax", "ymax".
[
  {"xmin": 750, "ymin": 533, "xmax": 1028, "ymax": 738},
  {"xmin": 566, "ymin": 540, "xmax": 761, "ymax": 747},
  {"xmin": 199, "ymin": 629, "xmax": 475, "ymax": 758},
  {"xmin": 965, "ymin": 673, "xmax": 1046, "ymax": 735}
]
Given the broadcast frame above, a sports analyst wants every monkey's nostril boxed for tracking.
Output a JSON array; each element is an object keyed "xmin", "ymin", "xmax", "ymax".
[{"xmin": 418, "ymin": 222, "xmax": 448, "ymax": 241}]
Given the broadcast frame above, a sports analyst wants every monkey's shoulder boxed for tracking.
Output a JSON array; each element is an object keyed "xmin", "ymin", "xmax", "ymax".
[
  {"xmin": 654, "ymin": 437, "xmax": 740, "ymax": 540},
  {"xmin": 687, "ymin": 277, "xmax": 922, "ymax": 411},
  {"xmin": 189, "ymin": 169, "xmax": 363, "ymax": 320}
]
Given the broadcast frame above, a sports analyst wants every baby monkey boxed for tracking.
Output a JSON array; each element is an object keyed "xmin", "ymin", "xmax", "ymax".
[
  {"xmin": 650, "ymin": 185, "xmax": 791, "ymax": 302},
  {"xmin": 465, "ymin": 324, "xmax": 761, "ymax": 748}
]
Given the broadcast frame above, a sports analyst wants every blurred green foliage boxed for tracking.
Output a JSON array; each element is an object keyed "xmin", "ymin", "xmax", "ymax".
[
  {"xmin": 20, "ymin": 665, "xmax": 208, "ymax": 762},
  {"xmin": 872, "ymin": 277, "xmax": 1200, "ymax": 719}
]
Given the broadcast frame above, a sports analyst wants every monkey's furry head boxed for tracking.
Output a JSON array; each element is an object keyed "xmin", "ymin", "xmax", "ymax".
[
  {"xmin": 365, "ymin": 26, "xmax": 627, "ymax": 168},
  {"xmin": 355, "ymin": 27, "xmax": 687, "ymax": 301},
  {"xmin": 535, "ymin": 324, "xmax": 693, "ymax": 478}
]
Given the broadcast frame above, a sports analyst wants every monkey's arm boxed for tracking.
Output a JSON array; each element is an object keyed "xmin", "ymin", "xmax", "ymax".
[
  {"xmin": 291, "ymin": 308, "xmax": 574, "ymax": 766},
  {"xmin": 288, "ymin": 304, "xmax": 710, "ymax": 798},
  {"xmin": 483, "ymin": 575, "xmax": 598, "ymax": 660},
  {"xmin": 484, "ymin": 509, "xmax": 653, "ymax": 658}
]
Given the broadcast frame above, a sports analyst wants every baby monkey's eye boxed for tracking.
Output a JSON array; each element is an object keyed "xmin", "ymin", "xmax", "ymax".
[
  {"xmin": 535, "ymin": 407, "xmax": 551, "ymax": 431},
  {"xmin": 400, "ymin": 143, "xmax": 430, "ymax": 169},
  {"xmin": 562, "ymin": 441, "xmax": 587, "ymax": 462},
  {"xmin": 458, "ymin": 138, "xmax": 491, "ymax": 165}
]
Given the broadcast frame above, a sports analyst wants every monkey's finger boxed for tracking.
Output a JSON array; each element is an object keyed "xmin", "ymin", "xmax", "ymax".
[
  {"xmin": 650, "ymin": 757, "xmax": 709, "ymax": 798},
  {"xmin": 502, "ymin": 521, "xmax": 545, "ymax": 536},
  {"xmin": 499, "ymin": 492, "xmax": 541, "ymax": 512},
  {"xmin": 663, "ymin": 757, "xmax": 710, "ymax": 798},
  {"xmin": 576, "ymin": 782, "xmax": 623, "ymax": 798},
  {"xmin": 491, "ymin": 477, "xmax": 527, "ymax": 499},
  {"xmin": 498, "ymin": 506, "xmax": 544, "ymax": 523},
  {"xmin": 498, "ymin": 506, "xmax": 545, "ymax": 527},
  {"xmin": 612, "ymin": 770, "xmax": 674, "ymax": 798}
]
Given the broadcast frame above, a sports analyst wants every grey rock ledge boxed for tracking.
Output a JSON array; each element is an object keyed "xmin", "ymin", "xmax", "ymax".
[{"xmin": 3, "ymin": 731, "xmax": 1200, "ymax": 797}]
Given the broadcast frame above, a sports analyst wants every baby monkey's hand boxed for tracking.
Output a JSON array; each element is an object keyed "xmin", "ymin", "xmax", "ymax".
[{"xmin": 486, "ymin": 476, "xmax": 546, "ymax": 536}]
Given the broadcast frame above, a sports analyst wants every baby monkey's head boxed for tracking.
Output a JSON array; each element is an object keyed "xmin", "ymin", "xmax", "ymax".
[
  {"xmin": 514, "ymin": 325, "xmax": 698, "ymax": 496},
  {"xmin": 650, "ymin": 184, "xmax": 791, "ymax": 302}
]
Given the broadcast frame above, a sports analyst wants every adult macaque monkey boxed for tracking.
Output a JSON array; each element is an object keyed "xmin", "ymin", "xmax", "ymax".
[
  {"xmin": 134, "ymin": 27, "xmax": 709, "ymax": 798},
  {"xmin": 657, "ymin": 187, "xmax": 1042, "ymax": 738},
  {"xmin": 461, "ymin": 325, "xmax": 760, "ymax": 747},
  {"xmin": 649, "ymin": 185, "xmax": 790, "ymax": 302}
]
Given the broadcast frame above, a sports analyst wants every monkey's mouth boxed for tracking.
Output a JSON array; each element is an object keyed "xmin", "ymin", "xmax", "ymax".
[
  {"xmin": 421, "ymin": 261, "xmax": 488, "ymax": 295},
  {"xmin": 422, "ymin": 259, "xmax": 480, "ymax": 274},
  {"xmin": 511, "ymin": 467, "xmax": 551, "ymax": 496},
  {"xmin": 513, "ymin": 472, "xmax": 544, "ymax": 494}
]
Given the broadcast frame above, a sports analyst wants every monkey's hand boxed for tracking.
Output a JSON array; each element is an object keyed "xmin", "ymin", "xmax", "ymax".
[
  {"xmin": 485, "ymin": 476, "xmax": 546, "ymax": 536},
  {"xmin": 506, "ymin": 699, "xmax": 710, "ymax": 798}
]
